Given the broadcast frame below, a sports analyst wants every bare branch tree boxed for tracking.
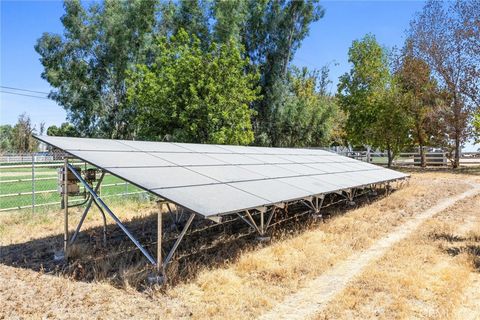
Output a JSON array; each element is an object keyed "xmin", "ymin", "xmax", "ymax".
[{"xmin": 408, "ymin": 0, "xmax": 479, "ymax": 168}]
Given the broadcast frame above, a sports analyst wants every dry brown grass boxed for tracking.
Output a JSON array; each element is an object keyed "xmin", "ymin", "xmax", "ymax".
[
  {"xmin": 316, "ymin": 193, "xmax": 480, "ymax": 320},
  {"xmin": 0, "ymin": 199, "xmax": 155, "ymax": 246},
  {"xmin": 0, "ymin": 171, "xmax": 478, "ymax": 319}
]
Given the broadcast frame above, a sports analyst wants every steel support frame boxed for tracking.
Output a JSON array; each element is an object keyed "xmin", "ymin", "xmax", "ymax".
[
  {"xmin": 301, "ymin": 195, "xmax": 325, "ymax": 217},
  {"xmin": 66, "ymin": 163, "xmax": 157, "ymax": 265},
  {"xmin": 157, "ymin": 201, "xmax": 196, "ymax": 279},
  {"xmin": 66, "ymin": 164, "xmax": 198, "ymax": 283},
  {"xmin": 62, "ymin": 162, "xmax": 410, "ymax": 283},
  {"xmin": 236, "ymin": 207, "xmax": 277, "ymax": 237},
  {"xmin": 69, "ymin": 171, "xmax": 107, "ymax": 246}
]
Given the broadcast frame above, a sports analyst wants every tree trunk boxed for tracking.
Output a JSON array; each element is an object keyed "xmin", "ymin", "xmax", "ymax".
[
  {"xmin": 453, "ymin": 135, "xmax": 460, "ymax": 169},
  {"xmin": 419, "ymin": 144, "xmax": 426, "ymax": 168},
  {"xmin": 387, "ymin": 148, "xmax": 393, "ymax": 168}
]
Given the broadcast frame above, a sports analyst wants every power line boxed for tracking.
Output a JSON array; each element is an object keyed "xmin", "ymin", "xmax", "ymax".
[
  {"xmin": 0, "ymin": 91, "xmax": 50, "ymax": 100},
  {"xmin": 0, "ymin": 86, "xmax": 50, "ymax": 95}
]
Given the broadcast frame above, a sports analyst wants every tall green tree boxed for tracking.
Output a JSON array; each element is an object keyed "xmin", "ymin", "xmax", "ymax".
[
  {"xmin": 11, "ymin": 114, "xmax": 38, "ymax": 153},
  {"xmin": 0, "ymin": 125, "xmax": 13, "ymax": 153},
  {"xmin": 213, "ymin": 0, "xmax": 247, "ymax": 43},
  {"xmin": 126, "ymin": 30, "xmax": 259, "ymax": 145},
  {"xmin": 159, "ymin": 0, "xmax": 211, "ymax": 44},
  {"xmin": 35, "ymin": 0, "xmax": 156, "ymax": 138},
  {"xmin": 337, "ymin": 34, "xmax": 390, "ymax": 146},
  {"xmin": 372, "ymin": 84, "xmax": 411, "ymax": 167},
  {"xmin": 275, "ymin": 67, "xmax": 340, "ymax": 147},
  {"xmin": 226, "ymin": 0, "xmax": 324, "ymax": 145},
  {"xmin": 338, "ymin": 34, "xmax": 410, "ymax": 167},
  {"xmin": 242, "ymin": 0, "xmax": 324, "ymax": 146},
  {"xmin": 47, "ymin": 123, "xmax": 80, "ymax": 137}
]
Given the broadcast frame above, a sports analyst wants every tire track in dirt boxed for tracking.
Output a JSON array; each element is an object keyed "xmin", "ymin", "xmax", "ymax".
[{"xmin": 258, "ymin": 183, "xmax": 480, "ymax": 320}]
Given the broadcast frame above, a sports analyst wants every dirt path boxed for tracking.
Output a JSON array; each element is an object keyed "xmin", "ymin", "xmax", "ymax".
[{"xmin": 258, "ymin": 183, "xmax": 480, "ymax": 320}]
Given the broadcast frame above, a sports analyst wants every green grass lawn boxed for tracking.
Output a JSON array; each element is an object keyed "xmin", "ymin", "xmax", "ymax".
[{"xmin": 0, "ymin": 164, "xmax": 145, "ymax": 211}]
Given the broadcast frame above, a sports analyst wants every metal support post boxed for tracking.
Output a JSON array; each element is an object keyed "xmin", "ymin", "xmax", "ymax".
[
  {"xmin": 346, "ymin": 189, "xmax": 356, "ymax": 206},
  {"xmin": 265, "ymin": 207, "xmax": 276, "ymax": 230},
  {"xmin": 157, "ymin": 202, "xmax": 163, "ymax": 273},
  {"xmin": 385, "ymin": 182, "xmax": 391, "ymax": 195},
  {"xmin": 245, "ymin": 210, "xmax": 261, "ymax": 234},
  {"xmin": 69, "ymin": 172, "xmax": 106, "ymax": 245},
  {"xmin": 67, "ymin": 163, "xmax": 157, "ymax": 265},
  {"xmin": 313, "ymin": 195, "xmax": 325, "ymax": 219},
  {"xmin": 63, "ymin": 158, "xmax": 69, "ymax": 258},
  {"xmin": 162, "ymin": 212, "xmax": 196, "ymax": 273},
  {"xmin": 32, "ymin": 154, "xmax": 35, "ymax": 214},
  {"xmin": 260, "ymin": 210, "xmax": 264, "ymax": 235}
]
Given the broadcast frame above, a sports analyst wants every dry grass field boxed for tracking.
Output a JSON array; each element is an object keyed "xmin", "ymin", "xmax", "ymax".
[{"xmin": 1, "ymin": 169, "xmax": 480, "ymax": 319}]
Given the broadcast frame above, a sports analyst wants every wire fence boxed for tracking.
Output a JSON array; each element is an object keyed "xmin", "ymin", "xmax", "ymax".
[
  {"xmin": 0, "ymin": 151, "xmax": 149, "ymax": 213},
  {"xmin": 1, "ymin": 148, "xmax": 479, "ymax": 213}
]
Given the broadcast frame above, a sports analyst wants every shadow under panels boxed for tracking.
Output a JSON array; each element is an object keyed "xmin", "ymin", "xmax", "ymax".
[{"xmin": 34, "ymin": 135, "xmax": 408, "ymax": 217}]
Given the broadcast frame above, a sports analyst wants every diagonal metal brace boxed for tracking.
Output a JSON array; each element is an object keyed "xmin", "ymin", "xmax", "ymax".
[
  {"xmin": 162, "ymin": 212, "xmax": 196, "ymax": 272},
  {"xmin": 69, "ymin": 172, "xmax": 106, "ymax": 245},
  {"xmin": 67, "ymin": 163, "xmax": 157, "ymax": 266}
]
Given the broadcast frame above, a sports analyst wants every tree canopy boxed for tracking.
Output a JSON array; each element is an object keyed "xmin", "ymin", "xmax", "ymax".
[
  {"xmin": 34, "ymin": 0, "xmax": 479, "ymax": 160},
  {"xmin": 126, "ymin": 30, "xmax": 259, "ymax": 145},
  {"xmin": 338, "ymin": 34, "xmax": 410, "ymax": 166},
  {"xmin": 47, "ymin": 123, "xmax": 80, "ymax": 137},
  {"xmin": 273, "ymin": 67, "xmax": 340, "ymax": 147},
  {"xmin": 36, "ymin": 0, "xmax": 324, "ymax": 146},
  {"xmin": 395, "ymin": 42, "xmax": 442, "ymax": 166},
  {"xmin": 36, "ymin": 0, "xmax": 157, "ymax": 138}
]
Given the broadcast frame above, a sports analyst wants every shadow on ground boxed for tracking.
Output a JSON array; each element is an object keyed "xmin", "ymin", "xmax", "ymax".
[
  {"xmin": 431, "ymin": 232, "xmax": 480, "ymax": 272},
  {"xmin": 0, "ymin": 189, "xmax": 389, "ymax": 291}
]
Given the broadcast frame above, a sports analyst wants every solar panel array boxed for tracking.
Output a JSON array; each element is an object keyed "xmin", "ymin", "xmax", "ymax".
[{"xmin": 35, "ymin": 136, "xmax": 407, "ymax": 217}]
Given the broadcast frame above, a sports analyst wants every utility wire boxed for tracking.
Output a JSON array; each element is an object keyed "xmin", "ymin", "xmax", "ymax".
[
  {"xmin": 0, "ymin": 86, "xmax": 50, "ymax": 95},
  {"xmin": 0, "ymin": 90, "xmax": 50, "ymax": 100}
]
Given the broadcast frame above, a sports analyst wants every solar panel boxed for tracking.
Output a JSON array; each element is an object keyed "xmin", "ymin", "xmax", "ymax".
[{"xmin": 35, "ymin": 135, "xmax": 408, "ymax": 217}]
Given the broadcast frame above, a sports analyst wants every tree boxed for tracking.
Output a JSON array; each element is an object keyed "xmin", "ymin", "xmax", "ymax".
[
  {"xmin": 159, "ymin": 0, "xmax": 211, "ymax": 44},
  {"xmin": 238, "ymin": 0, "xmax": 324, "ymax": 145},
  {"xmin": 47, "ymin": 123, "xmax": 80, "ymax": 137},
  {"xmin": 35, "ymin": 0, "xmax": 157, "ymax": 138},
  {"xmin": 408, "ymin": 0, "xmax": 480, "ymax": 168},
  {"xmin": 0, "ymin": 125, "xmax": 13, "ymax": 153},
  {"xmin": 11, "ymin": 113, "xmax": 38, "ymax": 153},
  {"xmin": 395, "ymin": 42, "xmax": 441, "ymax": 167},
  {"xmin": 373, "ymin": 85, "xmax": 411, "ymax": 167},
  {"xmin": 274, "ymin": 67, "xmax": 340, "ymax": 147},
  {"xmin": 338, "ymin": 34, "xmax": 410, "ymax": 167},
  {"xmin": 126, "ymin": 30, "xmax": 260, "ymax": 145},
  {"xmin": 337, "ymin": 34, "xmax": 390, "ymax": 146},
  {"xmin": 213, "ymin": 0, "xmax": 247, "ymax": 43}
]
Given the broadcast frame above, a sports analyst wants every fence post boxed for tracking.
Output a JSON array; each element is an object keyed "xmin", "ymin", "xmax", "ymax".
[{"xmin": 32, "ymin": 153, "xmax": 35, "ymax": 214}]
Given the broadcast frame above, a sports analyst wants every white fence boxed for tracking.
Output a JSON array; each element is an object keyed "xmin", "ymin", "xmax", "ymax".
[{"xmin": 0, "ymin": 154, "xmax": 54, "ymax": 163}]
